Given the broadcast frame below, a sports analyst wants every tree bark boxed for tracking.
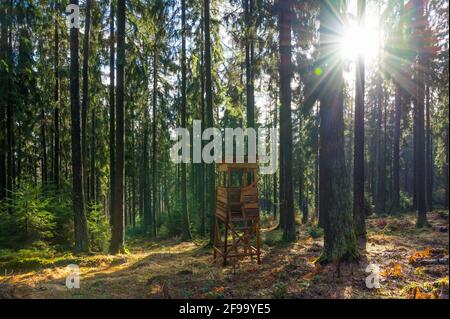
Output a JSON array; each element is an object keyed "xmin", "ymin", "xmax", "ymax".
[
  {"xmin": 318, "ymin": 0, "xmax": 359, "ymax": 263},
  {"xmin": 205, "ymin": 0, "xmax": 215, "ymax": 244},
  {"xmin": 353, "ymin": 0, "xmax": 366, "ymax": 241},
  {"xmin": 142, "ymin": 122, "xmax": 150, "ymax": 234},
  {"xmin": 425, "ymin": 84, "xmax": 432, "ymax": 212},
  {"xmin": 392, "ymin": 83, "xmax": 402, "ymax": 212},
  {"xmin": 152, "ymin": 43, "xmax": 158, "ymax": 238},
  {"xmin": 278, "ymin": 0, "xmax": 295, "ymax": 241},
  {"xmin": 6, "ymin": 0, "xmax": 13, "ymax": 199},
  {"xmin": 244, "ymin": 0, "xmax": 255, "ymax": 129},
  {"xmin": 445, "ymin": 127, "xmax": 449, "ymax": 209},
  {"xmin": 81, "ymin": 0, "xmax": 91, "ymax": 201},
  {"xmin": 412, "ymin": 0, "xmax": 428, "ymax": 227},
  {"xmin": 0, "ymin": 0, "xmax": 6, "ymax": 201},
  {"xmin": 41, "ymin": 108, "xmax": 47, "ymax": 185},
  {"xmin": 180, "ymin": 0, "xmax": 192, "ymax": 241},
  {"xmin": 109, "ymin": 0, "xmax": 115, "ymax": 224},
  {"xmin": 90, "ymin": 106, "xmax": 96, "ymax": 203},
  {"xmin": 53, "ymin": 3, "xmax": 60, "ymax": 187},
  {"xmin": 70, "ymin": 0, "xmax": 89, "ymax": 252},
  {"xmin": 199, "ymin": 7, "xmax": 206, "ymax": 237},
  {"xmin": 273, "ymin": 90, "xmax": 278, "ymax": 221},
  {"xmin": 110, "ymin": 0, "xmax": 126, "ymax": 254}
]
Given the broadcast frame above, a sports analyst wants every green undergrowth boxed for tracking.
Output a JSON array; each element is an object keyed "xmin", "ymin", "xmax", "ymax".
[
  {"xmin": 263, "ymin": 229, "xmax": 285, "ymax": 247},
  {"xmin": 0, "ymin": 247, "xmax": 127, "ymax": 270}
]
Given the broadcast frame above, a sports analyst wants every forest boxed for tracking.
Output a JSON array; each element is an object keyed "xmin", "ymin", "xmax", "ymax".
[{"xmin": 0, "ymin": 0, "xmax": 449, "ymax": 300}]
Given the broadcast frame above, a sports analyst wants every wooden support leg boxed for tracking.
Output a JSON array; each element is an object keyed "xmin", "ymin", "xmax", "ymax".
[{"xmin": 223, "ymin": 222, "xmax": 228, "ymax": 267}]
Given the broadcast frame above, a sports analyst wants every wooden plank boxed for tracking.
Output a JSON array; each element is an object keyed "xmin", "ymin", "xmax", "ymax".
[
  {"xmin": 217, "ymin": 195, "xmax": 228, "ymax": 204},
  {"xmin": 242, "ymin": 187, "xmax": 258, "ymax": 196},
  {"xmin": 243, "ymin": 203, "xmax": 259, "ymax": 209}
]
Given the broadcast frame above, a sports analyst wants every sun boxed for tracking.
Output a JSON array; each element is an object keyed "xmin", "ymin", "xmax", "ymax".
[{"xmin": 340, "ymin": 17, "xmax": 380, "ymax": 62}]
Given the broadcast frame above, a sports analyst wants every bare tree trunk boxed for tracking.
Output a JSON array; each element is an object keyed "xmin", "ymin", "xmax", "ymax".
[
  {"xmin": 142, "ymin": 124, "xmax": 150, "ymax": 234},
  {"xmin": 0, "ymin": 0, "xmax": 7, "ymax": 200},
  {"xmin": 90, "ymin": 106, "xmax": 96, "ymax": 203},
  {"xmin": 81, "ymin": 0, "xmax": 92, "ymax": 201},
  {"xmin": 41, "ymin": 108, "xmax": 47, "ymax": 185},
  {"xmin": 110, "ymin": 0, "xmax": 126, "ymax": 254},
  {"xmin": 109, "ymin": 0, "xmax": 115, "ymax": 224},
  {"xmin": 273, "ymin": 90, "xmax": 278, "ymax": 221},
  {"xmin": 205, "ymin": 0, "xmax": 215, "ymax": 244},
  {"xmin": 244, "ymin": 0, "xmax": 254, "ymax": 128},
  {"xmin": 53, "ymin": 2, "xmax": 60, "ymax": 186},
  {"xmin": 412, "ymin": 0, "xmax": 428, "ymax": 227},
  {"xmin": 152, "ymin": 44, "xmax": 158, "ymax": 238},
  {"xmin": 375, "ymin": 76, "xmax": 385, "ymax": 214},
  {"xmin": 425, "ymin": 84, "xmax": 432, "ymax": 212},
  {"xmin": 278, "ymin": 0, "xmax": 295, "ymax": 241},
  {"xmin": 392, "ymin": 83, "xmax": 402, "ymax": 212},
  {"xmin": 70, "ymin": 0, "xmax": 89, "ymax": 252},
  {"xmin": 6, "ymin": 0, "xmax": 13, "ymax": 199},
  {"xmin": 199, "ymin": 8, "xmax": 206, "ymax": 236},
  {"xmin": 181, "ymin": 0, "xmax": 192, "ymax": 241},
  {"xmin": 318, "ymin": 0, "xmax": 358, "ymax": 263},
  {"xmin": 353, "ymin": 0, "xmax": 366, "ymax": 240},
  {"xmin": 445, "ymin": 128, "xmax": 449, "ymax": 209}
]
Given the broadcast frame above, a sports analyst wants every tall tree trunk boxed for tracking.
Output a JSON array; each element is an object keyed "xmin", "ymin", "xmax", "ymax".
[
  {"xmin": 152, "ymin": 44, "xmax": 158, "ymax": 238},
  {"xmin": 273, "ymin": 90, "xmax": 278, "ymax": 220},
  {"xmin": 299, "ymin": 116, "xmax": 306, "ymax": 224},
  {"xmin": 412, "ymin": 0, "xmax": 427, "ymax": 227},
  {"xmin": 180, "ymin": 0, "xmax": 192, "ymax": 241},
  {"xmin": 299, "ymin": 159, "xmax": 306, "ymax": 224},
  {"xmin": 110, "ymin": 0, "xmax": 126, "ymax": 254},
  {"xmin": 205, "ymin": 0, "xmax": 215, "ymax": 244},
  {"xmin": 318, "ymin": 0, "xmax": 359, "ymax": 263},
  {"xmin": 142, "ymin": 124, "xmax": 150, "ymax": 234},
  {"xmin": 244, "ymin": 0, "xmax": 254, "ymax": 128},
  {"xmin": 278, "ymin": 0, "xmax": 295, "ymax": 241},
  {"xmin": 109, "ymin": 0, "xmax": 115, "ymax": 224},
  {"xmin": 425, "ymin": 84, "xmax": 432, "ymax": 212},
  {"xmin": 392, "ymin": 83, "xmax": 402, "ymax": 212},
  {"xmin": 81, "ymin": 0, "xmax": 92, "ymax": 201},
  {"xmin": 6, "ymin": 77, "xmax": 12, "ymax": 196},
  {"xmin": 53, "ymin": 3, "xmax": 60, "ymax": 187},
  {"xmin": 70, "ymin": 0, "xmax": 89, "ymax": 252},
  {"xmin": 315, "ymin": 103, "xmax": 321, "ymax": 225},
  {"xmin": 0, "ymin": 0, "xmax": 8, "ymax": 200},
  {"xmin": 90, "ymin": 106, "xmax": 96, "ymax": 203},
  {"xmin": 6, "ymin": 0, "xmax": 13, "ymax": 199},
  {"xmin": 444, "ymin": 127, "xmax": 449, "ymax": 209},
  {"xmin": 375, "ymin": 76, "xmax": 385, "ymax": 214},
  {"xmin": 41, "ymin": 108, "xmax": 47, "ymax": 185},
  {"xmin": 353, "ymin": 0, "xmax": 366, "ymax": 241},
  {"xmin": 412, "ymin": 115, "xmax": 417, "ymax": 210},
  {"xmin": 199, "ymin": 8, "xmax": 206, "ymax": 237}
]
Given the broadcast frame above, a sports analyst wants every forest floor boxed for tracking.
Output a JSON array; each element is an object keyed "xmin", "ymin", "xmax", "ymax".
[{"xmin": 0, "ymin": 211, "xmax": 448, "ymax": 299}]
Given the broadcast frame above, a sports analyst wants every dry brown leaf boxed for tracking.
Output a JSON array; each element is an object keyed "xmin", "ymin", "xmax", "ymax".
[
  {"xmin": 408, "ymin": 248, "xmax": 435, "ymax": 264},
  {"xmin": 381, "ymin": 263, "xmax": 403, "ymax": 278},
  {"xmin": 408, "ymin": 286, "xmax": 437, "ymax": 299}
]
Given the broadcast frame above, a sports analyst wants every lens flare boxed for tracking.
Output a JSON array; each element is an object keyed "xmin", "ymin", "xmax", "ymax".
[{"xmin": 340, "ymin": 18, "xmax": 380, "ymax": 62}]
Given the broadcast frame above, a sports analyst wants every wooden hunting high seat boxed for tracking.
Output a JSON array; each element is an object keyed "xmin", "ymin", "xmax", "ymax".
[{"xmin": 213, "ymin": 160, "xmax": 261, "ymax": 267}]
